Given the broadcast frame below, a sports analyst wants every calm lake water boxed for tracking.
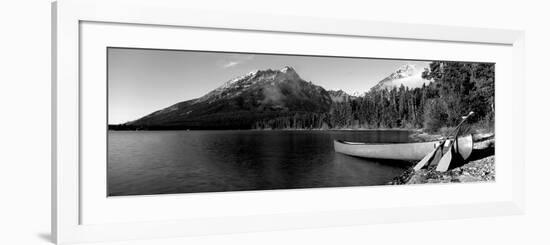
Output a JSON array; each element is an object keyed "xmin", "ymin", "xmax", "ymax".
[{"xmin": 108, "ymin": 130, "xmax": 414, "ymax": 196}]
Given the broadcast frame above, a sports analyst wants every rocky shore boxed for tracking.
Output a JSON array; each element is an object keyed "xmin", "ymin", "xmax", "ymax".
[{"xmin": 389, "ymin": 136, "xmax": 495, "ymax": 185}]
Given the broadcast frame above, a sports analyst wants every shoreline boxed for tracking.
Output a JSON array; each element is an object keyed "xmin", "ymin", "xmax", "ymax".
[
  {"xmin": 108, "ymin": 127, "xmax": 423, "ymax": 132},
  {"xmin": 388, "ymin": 137, "xmax": 495, "ymax": 185}
]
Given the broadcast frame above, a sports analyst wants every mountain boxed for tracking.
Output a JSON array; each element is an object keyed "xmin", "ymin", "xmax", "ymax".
[
  {"xmin": 370, "ymin": 64, "xmax": 431, "ymax": 91},
  {"xmin": 122, "ymin": 66, "xmax": 332, "ymax": 130}
]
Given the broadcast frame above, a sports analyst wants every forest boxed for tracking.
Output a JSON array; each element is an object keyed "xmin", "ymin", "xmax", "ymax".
[{"xmin": 252, "ymin": 61, "xmax": 495, "ymax": 132}]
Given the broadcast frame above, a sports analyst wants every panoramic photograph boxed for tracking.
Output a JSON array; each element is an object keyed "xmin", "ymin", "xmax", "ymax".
[{"xmin": 107, "ymin": 47, "xmax": 495, "ymax": 196}]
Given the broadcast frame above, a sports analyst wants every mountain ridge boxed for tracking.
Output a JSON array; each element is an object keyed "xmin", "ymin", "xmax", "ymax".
[
  {"xmin": 123, "ymin": 66, "xmax": 332, "ymax": 129},
  {"xmin": 113, "ymin": 64, "xmax": 432, "ymax": 130}
]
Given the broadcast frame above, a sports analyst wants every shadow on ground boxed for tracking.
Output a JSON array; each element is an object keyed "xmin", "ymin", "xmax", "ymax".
[
  {"xmin": 469, "ymin": 147, "xmax": 495, "ymax": 161},
  {"xmin": 450, "ymin": 146, "xmax": 495, "ymax": 169}
]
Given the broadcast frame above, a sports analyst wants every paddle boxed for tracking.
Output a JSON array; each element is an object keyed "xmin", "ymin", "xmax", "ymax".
[
  {"xmin": 449, "ymin": 111, "xmax": 474, "ymax": 140},
  {"xmin": 436, "ymin": 145, "xmax": 454, "ymax": 171},
  {"xmin": 413, "ymin": 141, "xmax": 444, "ymax": 171},
  {"xmin": 435, "ymin": 111, "xmax": 475, "ymax": 172},
  {"xmin": 414, "ymin": 111, "xmax": 474, "ymax": 171}
]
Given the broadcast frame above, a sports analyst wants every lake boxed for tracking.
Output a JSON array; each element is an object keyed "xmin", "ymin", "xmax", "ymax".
[{"xmin": 108, "ymin": 130, "xmax": 414, "ymax": 196}]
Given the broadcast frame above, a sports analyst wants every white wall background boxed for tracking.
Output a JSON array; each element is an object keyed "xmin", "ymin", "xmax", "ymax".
[{"xmin": 0, "ymin": 0, "xmax": 547, "ymax": 244}]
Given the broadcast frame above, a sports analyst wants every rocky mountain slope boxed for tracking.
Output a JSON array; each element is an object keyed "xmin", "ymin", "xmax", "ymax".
[{"xmin": 123, "ymin": 66, "xmax": 332, "ymax": 129}]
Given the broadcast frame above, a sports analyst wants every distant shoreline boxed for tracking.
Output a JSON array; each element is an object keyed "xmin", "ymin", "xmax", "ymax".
[
  {"xmin": 107, "ymin": 127, "xmax": 422, "ymax": 132},
  {"xmin": 107, "ymin": 126, "xmax": 492, "ymax": 144}
]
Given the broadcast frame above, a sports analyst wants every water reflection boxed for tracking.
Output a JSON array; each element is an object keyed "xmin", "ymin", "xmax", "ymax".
[{"xmin": 108, "ymin": 130, "xmax": 411, "ymax": 196}]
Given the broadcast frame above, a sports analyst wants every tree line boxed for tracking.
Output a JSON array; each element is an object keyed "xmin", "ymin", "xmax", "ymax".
[{"xmin": 253, "ymin": 61, "xmax": 495, "ymax": 132}]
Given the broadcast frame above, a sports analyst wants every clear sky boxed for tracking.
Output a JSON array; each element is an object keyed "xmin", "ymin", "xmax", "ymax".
[{"xmin": 108, "ymin": 48, "xmax": 430, "ymax": 124}]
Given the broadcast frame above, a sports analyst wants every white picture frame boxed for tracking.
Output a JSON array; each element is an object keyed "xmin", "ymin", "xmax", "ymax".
[{"xmin": 52, "ymin": 0, "xmax": 525, "ymax": 244}]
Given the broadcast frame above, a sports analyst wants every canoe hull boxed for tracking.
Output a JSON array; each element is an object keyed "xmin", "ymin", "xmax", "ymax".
[
  {"xmin": 334, "ymin": 135, "xmax": 473, "ymax": 161},
  {"xmin": 454, "ymin": 135, "xmax": 473, "ymax": 161}
]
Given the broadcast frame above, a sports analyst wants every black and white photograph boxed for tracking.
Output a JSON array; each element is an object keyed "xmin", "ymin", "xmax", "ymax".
[{"xmin": 107, "ymin": 48, "xmax": 495, "ymax": 196}]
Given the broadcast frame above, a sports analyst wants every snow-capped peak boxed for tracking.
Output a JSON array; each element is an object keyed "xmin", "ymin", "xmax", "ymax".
[
  {"xmin": 279, "ymin": 66, "xmax": 300, "ymax": 80},
  {"xmin": 397, "ymin": 64, "xmax": 416, "ymax": 73},
  {"xmin": 388, "ymin": 64, "xmax": 417, "ymax": 80},
  {"xmin": 196, "ymin": 66, "xmax": 305, "ymax": 103},
  {"xmin": 280, "ymin": 66, "xmax": 295, "ymax": 73},
  {"xmin": 226, "ymin": 70, "xmax": 258, "ymax": 84},
  {"xmin": 371, "ymin": 64, "xmax": 431, "ymax": 91}
]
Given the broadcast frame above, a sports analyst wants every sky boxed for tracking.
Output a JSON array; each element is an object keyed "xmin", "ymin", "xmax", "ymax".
[{"xmin": 108, "ymin": 48, "xmax": 430, "ymax": 124}]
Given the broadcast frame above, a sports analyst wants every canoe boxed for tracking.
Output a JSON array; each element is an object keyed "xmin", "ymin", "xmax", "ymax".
[{"xmin": 334, "ymin": 134, "xmax": 473, "ymax": 161}]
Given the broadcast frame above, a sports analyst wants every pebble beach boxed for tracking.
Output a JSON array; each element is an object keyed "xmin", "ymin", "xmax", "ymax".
[{"xmin": 389, "ymin": 135, "xmax": 495, "ymax": 185}]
